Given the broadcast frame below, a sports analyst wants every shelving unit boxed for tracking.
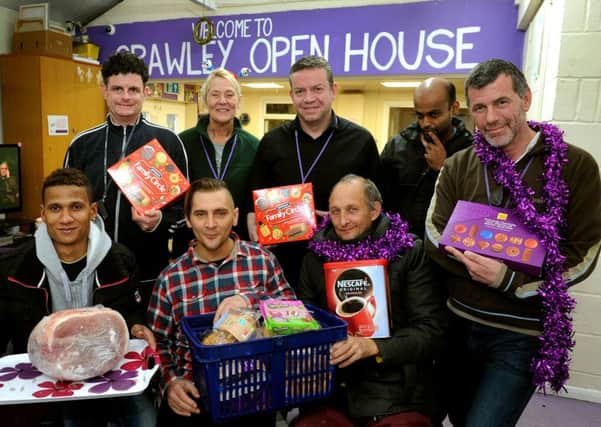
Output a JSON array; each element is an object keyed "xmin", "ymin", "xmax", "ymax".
[{"xmin": 0, "ymin": 54, "xmax": 106, "ymax": 219}]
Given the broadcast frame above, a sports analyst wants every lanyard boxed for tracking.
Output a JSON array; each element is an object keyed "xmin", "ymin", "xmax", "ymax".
[
  {"xmin": 484, "ymin": 155, "xmax": 534, "ymax": 207},
  {"xmin": 295, "ymin": 117, "xmax": 337, "ymax": 183},
  {"xmin": 200, "ymin": 133, "xmax": 238, "ymax": 180},
  {"xmin": 102, "ymin": 122, "xmax": 137, "ymax": 202}
]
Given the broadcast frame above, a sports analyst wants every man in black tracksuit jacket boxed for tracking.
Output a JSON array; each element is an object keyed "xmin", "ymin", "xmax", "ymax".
[{"xmin": 64, "ymin": 51, "xmax": 188, "ymax": 298}]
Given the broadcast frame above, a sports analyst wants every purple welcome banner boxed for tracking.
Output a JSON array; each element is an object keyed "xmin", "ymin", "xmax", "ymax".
[{"xmin": 88, "ymin": 0, "xmax": 523, "ymax": 79}]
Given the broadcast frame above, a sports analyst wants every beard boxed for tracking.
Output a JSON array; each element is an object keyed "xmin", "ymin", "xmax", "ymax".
[
  {"xmin": 482, "ymin": 117, "xmax": 523, "ymax": 148},
  {"xmin": 483, "ymin": 130, "xmax": 514, "ymax": 148}
]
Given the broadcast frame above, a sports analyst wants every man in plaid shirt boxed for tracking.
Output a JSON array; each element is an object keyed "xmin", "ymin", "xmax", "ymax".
[{"xmin": 148, "ymin": 178, "xmax": 294, "ymax": 426}]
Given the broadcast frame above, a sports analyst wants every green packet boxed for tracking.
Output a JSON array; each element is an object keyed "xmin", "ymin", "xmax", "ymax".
[{"xmin": 259, "ymin": 299, "xmax": 320, "ymax": 335}]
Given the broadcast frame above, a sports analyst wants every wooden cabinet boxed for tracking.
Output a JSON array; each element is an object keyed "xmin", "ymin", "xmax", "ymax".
[{"xmin": 0, "ymin": 54, "xmax": 106, "ymax": 219}]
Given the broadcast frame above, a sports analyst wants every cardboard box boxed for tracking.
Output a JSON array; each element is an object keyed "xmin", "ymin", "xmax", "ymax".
[
  {"xmin": 15, "ymin": 19, "xmax": 46, "ymax": 33},
  {"xmin": 13, "ymin": 30, "xmax": 72, "ymax": 58},
  {"xmin": 439, "ymin": 201, "xmax": 546, "ymax": 276},
  {"xmin": 107, "ymin": 139, "xmax": 190, "ymax": 213},
  {"xmin": 252, "ymin": 183, "xmax": 316, "ymax": 245},
  {"xmin": 324, "ymin": 259, "xmax": 390, "ymax": 338}
]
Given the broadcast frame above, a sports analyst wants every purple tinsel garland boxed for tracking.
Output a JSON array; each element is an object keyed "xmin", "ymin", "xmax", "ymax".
[
  {"xmin": 474, "ymin": 120, "xmax": 572, "ymax": 393},
  {"xmin": 308, "ymin": 213, "xmax": 414, "ymax": 262}
]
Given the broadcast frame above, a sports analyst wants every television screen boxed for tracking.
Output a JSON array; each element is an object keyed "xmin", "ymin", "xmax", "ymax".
[{"xmin": 0, "ymin": 144, "xmax": 22, "ymax": 214}]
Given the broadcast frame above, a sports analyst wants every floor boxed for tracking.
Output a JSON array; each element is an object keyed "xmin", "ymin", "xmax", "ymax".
[
  {"xmin": 439, "ymin": 392, "xmax": 601, "ymax": 427},
  {"xmin": 277, "ymin": 393, "xmax": 601, "ymax": 426},
  {"xmin": 516, "ymin": 393, "xmax": 601, "ymax": 427}
]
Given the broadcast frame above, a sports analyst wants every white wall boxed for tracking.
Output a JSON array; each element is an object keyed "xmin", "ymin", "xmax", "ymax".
[
  {"xmin": 555, "ymin": 0, "xmax": 601, "ymax": 403},
  {"xmin": 523, "ymin": 0, "xmax": 601, "ymax": 403},
  {"xmin": 0, "ymin": 6, "xmax": 18, "ymax": 144}
]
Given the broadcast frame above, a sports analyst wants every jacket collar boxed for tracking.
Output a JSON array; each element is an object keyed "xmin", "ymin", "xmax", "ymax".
[
  {"xmin": 196, "ymin": 114, "xmax": 242, "ymax": 138},
  {"xmin": 291, "ymin": 110, "xmax": 338, "ymax": 137},
  {"xmin": 188, "ymin": 232, "xmax": 246, "ymax": 265},
  {"xmin": 309, "ymin": 213, "xmax": 414, "ymax": 262},
  {"xmin": 317, "ymin": 214, "xmax": 388, "ymax": 243},
  {"xmin": 106, "ymin": 113, "xmax": 142, "ymax": 130}
]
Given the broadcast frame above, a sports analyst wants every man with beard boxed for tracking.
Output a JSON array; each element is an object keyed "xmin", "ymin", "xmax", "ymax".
[
  {"xmin": 380, "ymin": 78, "xmax": 472, "ymax": 238},
  {"xmin": 425, "ymin": 59, "xmax": 601, "ymax": 426}
]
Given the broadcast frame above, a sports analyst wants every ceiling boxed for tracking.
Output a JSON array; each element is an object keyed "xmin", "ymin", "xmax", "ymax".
[
  {"xmin": 0, "ymin": 1, "xmax": 469, "ymax": 95},
  {"xmin": 233, "ymin": 75, "xmax": 469, "ymax": 97},
  {"xmin": 0, "ymin": 0, "xmax": 122, "ymax": 26}
]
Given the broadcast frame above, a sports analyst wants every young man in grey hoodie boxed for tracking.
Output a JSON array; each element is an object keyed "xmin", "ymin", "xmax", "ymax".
[{"xmin": 0, "ymin": 168, "xmax": 156, "ymax": 426}]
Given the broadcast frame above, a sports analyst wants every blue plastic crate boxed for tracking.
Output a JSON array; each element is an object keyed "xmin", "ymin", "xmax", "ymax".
[{"xmin": 181, "ymin": 304, "xmax": 347, "ymax": 423}]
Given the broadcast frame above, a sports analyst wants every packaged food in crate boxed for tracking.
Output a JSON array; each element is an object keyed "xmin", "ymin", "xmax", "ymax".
[
  {"xmin": 259, "ymin": 299, "xmax": 320, "ymax": 335},
  {"xmin": 181, "ymin": 304, "xmax": 347, "ymax": 423}
]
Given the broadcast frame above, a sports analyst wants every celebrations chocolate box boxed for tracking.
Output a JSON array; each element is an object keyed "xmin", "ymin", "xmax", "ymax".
[
  {"xmin": 323, "ymin": 259, "xmax": 390, "ymax": 338},
  {"xmin": 108, "ymin": 139, "xmax": 190, "ymax": 213},
  {"xmin": 252, "ymin": 183, "xmax": 316, "ymax": 245},
  {"xmin": 439, "ymin": 201, "xmax": 546, "ymax": 277}
]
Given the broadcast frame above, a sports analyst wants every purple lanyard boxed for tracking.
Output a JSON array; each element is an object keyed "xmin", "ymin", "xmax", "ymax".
[
  {"xmin": 295, "ymin": 118, "xmax": 337, "ymax": 183},
  {"xmin": 484, "ymin": 155, "xmax": 535, "ymax": 207},
  {"xmin": 200, "ymin": 134, "xmax": 238, "ymax": 180}
]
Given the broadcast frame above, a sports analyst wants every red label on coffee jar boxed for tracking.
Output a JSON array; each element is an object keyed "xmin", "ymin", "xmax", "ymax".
[{"xmin": 323, "ymin": 259, "xmax": 390, "ymax": 338}]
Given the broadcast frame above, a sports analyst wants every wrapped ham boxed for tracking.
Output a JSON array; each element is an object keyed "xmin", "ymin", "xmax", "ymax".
[{"xmin": 27, "ymin": 306, "xmax": 129, "ymax": 381}]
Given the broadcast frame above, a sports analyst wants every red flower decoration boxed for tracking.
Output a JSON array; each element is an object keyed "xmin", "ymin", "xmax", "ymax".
[
  {"xmin": 33, "ymin": 380, "xmax": 84, "ymax": 398},
  {"xmin": 121, "ymin": 346, "xmax": 159, "ymax": 371}
]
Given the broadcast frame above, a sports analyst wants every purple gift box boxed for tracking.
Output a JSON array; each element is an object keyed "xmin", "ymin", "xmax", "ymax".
[{"xmin": 439, "ymin": 201, "xmax": 545, "ymax": 277}]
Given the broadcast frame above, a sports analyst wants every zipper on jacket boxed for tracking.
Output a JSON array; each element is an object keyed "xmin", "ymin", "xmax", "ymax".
[
  {"xmin": 8, "ymin": 276, "xmax": 51, "ymax": 314},
  {"xmin": 114, "ymin": 126, "xmax": 129, "ymax": 241}
]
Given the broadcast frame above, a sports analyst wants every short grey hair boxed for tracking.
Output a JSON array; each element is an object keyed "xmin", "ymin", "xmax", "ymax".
[
  {"xmin": 336, "ymin": 174, "xmax": 382, "ymax": 211},
  {"xmin": 465, "ymin": 58, "xmax": 529, "ymax": 105}
]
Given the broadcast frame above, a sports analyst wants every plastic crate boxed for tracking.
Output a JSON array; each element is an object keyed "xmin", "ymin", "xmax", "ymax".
[{"xmin": 181, "ymin": 304, "xmax": 347, "ymax": 423}]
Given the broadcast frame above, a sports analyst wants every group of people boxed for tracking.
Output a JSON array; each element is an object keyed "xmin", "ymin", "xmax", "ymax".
[{"xmin": 0, "ymin": 49, "xmax": 599, "ymax": 427}]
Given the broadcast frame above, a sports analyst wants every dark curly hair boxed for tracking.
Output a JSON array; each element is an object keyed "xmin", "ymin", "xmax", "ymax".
[
  {"xmin": 101, "ymin": 51, "xmax": 149, "ymax": 85},
  {"xmin": 42, "ymin": 168, "xmax": 93, "ymax": 204}
]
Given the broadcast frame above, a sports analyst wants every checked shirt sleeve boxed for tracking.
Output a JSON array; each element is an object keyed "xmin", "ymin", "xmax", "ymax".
[
  {"xmin": 147, "ymin": 274, "xmax": 181, "ymax": 387},
  {"xmin": 240, "ymin": 246, "xmax": 296, "ymax": 307}
]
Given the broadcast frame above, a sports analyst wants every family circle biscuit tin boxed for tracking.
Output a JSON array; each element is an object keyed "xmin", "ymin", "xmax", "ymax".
[
  {"xmin": 439, "ymin": 201, "xmax": 546, "ymax": 276},
  {"xmin": 108, "ymin": 139, "xmax": 190, "ymax": 213},
  {"xmin": 252, "ymin": 183, "xmax": 317, "ymax": 245}
]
